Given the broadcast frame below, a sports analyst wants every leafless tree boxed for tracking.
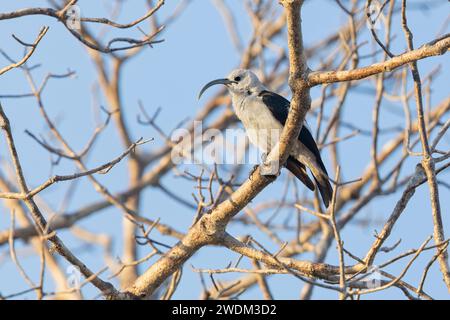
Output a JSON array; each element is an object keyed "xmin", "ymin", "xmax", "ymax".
[{"xmin": 0, "ymin": 0, "xmax": 449, "ymax": 300}]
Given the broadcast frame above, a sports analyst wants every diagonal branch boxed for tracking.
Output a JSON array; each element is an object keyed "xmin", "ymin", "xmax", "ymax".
[
  {"xmin": 0, "ymin": 26, "xmax": 48, "ymax": 76},
  {"xmin": 0, "ymin": 103, "xmax": 118, "ymax": 298},
  {"xmin": 122, "ymin": 0, "xmax": 312, "ymax": 299}
]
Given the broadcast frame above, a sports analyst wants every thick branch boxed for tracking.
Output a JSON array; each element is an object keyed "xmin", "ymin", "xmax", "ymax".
[{"xmin": 123, "ymin": 0, "xmax": 311, "ymax": 299}]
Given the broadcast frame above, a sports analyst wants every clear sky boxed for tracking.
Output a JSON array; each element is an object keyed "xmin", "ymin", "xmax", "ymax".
[{"xmin": 0, "ymin": 0, "xmax": 449, "ymax": 299}]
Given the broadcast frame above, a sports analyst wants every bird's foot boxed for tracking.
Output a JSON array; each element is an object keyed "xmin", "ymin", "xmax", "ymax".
[
  {"xmin": 249, "ymin": 163, "xmax": 279, "ymax": 181},
  {"xmin": 260, "ymin": 160, "xmax": 280, "ymax": 178},
  {"xmin": 261, "ymin": 152, "xmax": 268, "ymax": 163},
  {"xmin": 249, "ymin": 153, "xmax": 281, "ymax": 180},
  {"xmin": 259, "ymin": 152, "xmax": 279, "ymax": 177},
  {"xmin": 249, "ymin": 164, "xmax": 259, "ymax": 180}
]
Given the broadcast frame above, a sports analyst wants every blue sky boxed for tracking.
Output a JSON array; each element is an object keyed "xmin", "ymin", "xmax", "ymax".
[{"xmin": 0, "ymin": 0, "xmax": 449, "ymax": 299}]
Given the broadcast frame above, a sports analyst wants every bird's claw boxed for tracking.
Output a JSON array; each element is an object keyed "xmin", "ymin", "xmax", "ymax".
[
  {"xmin": 249, "ymin": 165, "xmax": 259, "ymax": 180},
  {"xmin": 248, "ymin": 161, "xmax": 280, "ymax": 181},
  {"xmin": 261, "ymin": 152, "xmax": 268, "ymax": 163},
  {"xmin": 260, "ymin": 160, "xmax": 280, "ymax": 178}
]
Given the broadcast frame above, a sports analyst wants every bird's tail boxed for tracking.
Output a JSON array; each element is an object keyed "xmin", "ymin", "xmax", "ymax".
[{"xmin": 311, "ymin": 171, "xmax": 333, "ymax": 208}]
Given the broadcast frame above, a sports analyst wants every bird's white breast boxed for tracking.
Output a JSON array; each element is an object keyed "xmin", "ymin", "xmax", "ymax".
[{"xmin": 232, "ymin": 95, "xmax": 283, "ymax": 153}]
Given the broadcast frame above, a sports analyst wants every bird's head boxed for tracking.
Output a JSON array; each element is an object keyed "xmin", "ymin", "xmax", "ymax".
[{"xmin": 198, "ymin": 69, "xmax": 265, "ymax": 99}]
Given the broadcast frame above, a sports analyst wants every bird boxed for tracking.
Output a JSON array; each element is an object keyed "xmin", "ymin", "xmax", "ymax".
[{"xmin": 198, "ymin": 69, "xmax": 333, "ymax": 208}]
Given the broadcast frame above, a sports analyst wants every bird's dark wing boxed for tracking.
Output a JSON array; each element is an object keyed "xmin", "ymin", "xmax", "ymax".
[
  {"xmin": 259, "ymin": 90, "xmax": 332, "ymax": 207},
  {"xmin": 259, "ymin": 90, "xmax": 328, "ymax": 174},
  {"xmin": 258, "ymin": 90, "xmax": 290, "ymax": 125},
  {"xmin": 298, "ymin": 119, "xmax": 328, "ymax": 175}
]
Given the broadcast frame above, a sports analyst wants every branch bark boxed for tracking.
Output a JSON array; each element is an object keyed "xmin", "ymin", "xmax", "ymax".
[{"xmin": 308, "ymin": 34, "xmax": 449, "ymax": 86}]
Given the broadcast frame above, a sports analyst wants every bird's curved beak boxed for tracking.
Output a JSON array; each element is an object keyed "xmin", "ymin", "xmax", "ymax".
[{"xmin": 198, "ymin": 78, "xmax": 235, "ymax": 100}]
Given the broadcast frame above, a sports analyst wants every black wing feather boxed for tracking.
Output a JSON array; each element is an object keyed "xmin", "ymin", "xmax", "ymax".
[
  {"xmin": 258, "ymin": 90, "xmax": 290, "ymax": 125},
  {"xmin": 259, "ymin": 90, "xmax": 332, "ymax": 207}
]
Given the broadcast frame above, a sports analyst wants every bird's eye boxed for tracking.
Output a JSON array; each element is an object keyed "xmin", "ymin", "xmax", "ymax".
[{"xmin": 234, "ymin": 76, "xmax": 241, "ymax": 82}]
